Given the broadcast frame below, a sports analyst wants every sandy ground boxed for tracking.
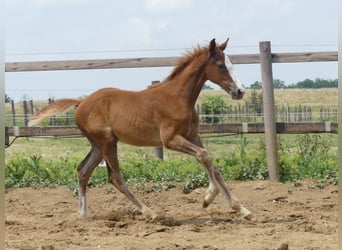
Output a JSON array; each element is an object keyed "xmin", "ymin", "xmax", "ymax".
[{"xmin": 5, "ymin": 180, "xmax": 337, "ymax": 250}]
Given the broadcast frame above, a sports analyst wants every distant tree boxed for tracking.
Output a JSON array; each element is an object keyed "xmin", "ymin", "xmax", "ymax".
[
  {"xmin": 296, "ymin": 78, "xmax": 314, "ymax": 88},
  {"xmin": 313, "ymin": 78, "xmax": 338, "ymax": 88},
  {"xmin": 331, "ymin": 79, "xmax": 338, "ymax": 87},
  {"xmin": 250, "ymin": 81, "xmax": 262, "ymax": 89},
  {"xmin": 5, "ymin": 94, "xmax": 11, "ymax": 103},
  {"xmin": 202, "ymin": 84, "xmax": 214, "ymax": 90},
  {"xmin": 245, "ymin": 90, "xmax": 263, "ymax": 113},
  {"xmin": 250, "ymin": 78, "xmax": 337, "ymax": 89},
  {"xmin": 250, "ymin": 79, "xmax": 286, "ymax": 89},
  {"xmin": 273, "ymin": 79, "xmax": 286, "ymax": 89},
  {"xmin": 291, "ymin": 78, "xmax": 338, "ymax": 88}
]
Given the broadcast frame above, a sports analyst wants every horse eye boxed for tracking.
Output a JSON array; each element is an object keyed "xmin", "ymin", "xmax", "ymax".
[{"xmin": 218, "ymin": 64, "xmax": 226, "ymax": 70}]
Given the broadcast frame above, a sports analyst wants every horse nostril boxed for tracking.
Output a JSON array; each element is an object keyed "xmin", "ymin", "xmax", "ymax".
[
  {"xmin": 230, "ymin": 88, "xmax": 245, "ymax": 100},
  {"xmin": 238, "ymin": 88, "xmax": 246, "ymax": 97}
]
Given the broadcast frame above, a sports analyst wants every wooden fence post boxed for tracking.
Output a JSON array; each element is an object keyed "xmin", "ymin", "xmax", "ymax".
[
  {"xmin": 23, "ymin": 100, "xmax": 28, "ymax": 126},
  {"xmin": 5, "ymin": 127, "xmax": 9, "ymax": 147},
  {"xmin": 11, "ymin": 100, "xmax": 16, "ymax": 126},
  {"xmin": 29, "ymin": 100, "xmax": 34, "ymax": 115},
  {"xmin": 151, "ymin": 80, "xmax": 164, "ymax": 160},
  {"xmin": 338, "ymin": 47, "xmax": 342, "ymax": 249},
  {"xmin": 259, "ymin": 41, "xmax": 279, "ymax": 181},
  {"xmin": 48, "ymin": 98, "xmax": 57, "ymax": 126}
]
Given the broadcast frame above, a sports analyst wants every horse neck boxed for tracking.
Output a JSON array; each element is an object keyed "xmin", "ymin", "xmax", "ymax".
[{"xmin": 165, "ymin": 59, "xmax": 208, "ymax": 107}]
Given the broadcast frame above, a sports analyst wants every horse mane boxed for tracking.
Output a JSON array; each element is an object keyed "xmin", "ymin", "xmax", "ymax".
[
  {"xmin": 146, "ymin": 44, "xmax": 209, "ymax": 90},
  {"xmin": 165, "ymin": 45, "xmax": 209, "ymax": 82},
  {"xmin": 147, "ymin": 82, "xmax": 163, "ymax": 89}
]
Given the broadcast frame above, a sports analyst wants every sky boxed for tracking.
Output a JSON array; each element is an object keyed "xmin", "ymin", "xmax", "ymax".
[{"xmin": 5, "ymin": 0, "xmax": 338, "ymax": 101}]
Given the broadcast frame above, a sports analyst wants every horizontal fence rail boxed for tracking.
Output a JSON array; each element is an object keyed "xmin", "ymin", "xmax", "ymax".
[
  {"xmin": 5, "ymin": 51, "xmax": 337, "ymax": 72},
  {"xmin": 200, "ymin": 122, "xmax": 338, "ymax": 133},
  {"xmin": 5, "ymin": 99, "xmax": 338, "ymax": 147},
  {"xmin": 5, "ymin": 121, "xmax": 338, "ymax": 142}
]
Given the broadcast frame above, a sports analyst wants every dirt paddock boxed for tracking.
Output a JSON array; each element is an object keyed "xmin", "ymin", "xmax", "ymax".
[{"xmin": 5, "ymin": 180, "xmax": 337, "ymax": 250}]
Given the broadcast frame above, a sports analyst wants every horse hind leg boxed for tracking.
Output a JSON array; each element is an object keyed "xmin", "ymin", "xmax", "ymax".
[
  {"xmin": 103, "ymin": 142, "xmax": 156, "ymax": 220},
  {"xmin": 77, "ymin": 145, "xmax": 103, "ymax": 218}
]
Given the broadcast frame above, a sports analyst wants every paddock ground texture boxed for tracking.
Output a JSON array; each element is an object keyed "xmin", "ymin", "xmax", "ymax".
[{"xmin": 5, "ymin": 180, "xmax": 337, "ymax": 250}]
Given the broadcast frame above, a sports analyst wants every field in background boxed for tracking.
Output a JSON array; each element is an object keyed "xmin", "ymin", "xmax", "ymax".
[
  {"xmin": 5, "ymin": 88, "xmax": 339, "ymax": 114},
  {"xmin": 198, "ymin": 88, "xmax": 338, "ymax": 108}
]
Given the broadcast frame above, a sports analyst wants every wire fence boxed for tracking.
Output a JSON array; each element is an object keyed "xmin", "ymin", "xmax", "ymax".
[{"xmin": 5, "ymin": 99, "xmax": 338, "ymax": 127}]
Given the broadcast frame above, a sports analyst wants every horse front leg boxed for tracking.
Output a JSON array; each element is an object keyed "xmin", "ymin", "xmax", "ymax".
[
  {"xmin": 196, "ymin": 144, "xmax": 253, "ymax": 220},
  {"xmin": 203, "ymin": 181, "xmax": 219, "ymax": 208},
  {"xmin": 210, "ymin": 164, "xmax": 253, "ymax": 220},
  {"xmin": 189, "ymin": 136, "xmax": 219, "ymax": 208},
  {"xmin": 165, "ymin": 134, "xmax": 253, "ymax": 220}
]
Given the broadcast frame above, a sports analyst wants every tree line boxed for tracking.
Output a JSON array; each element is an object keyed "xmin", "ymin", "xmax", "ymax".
[
  {"xmin": 249, "ymin": 78, "xmax": 338, "ymax": 89},
  {"xmin": 5, "ymin": 78, "xmax": 338, "ymax": 103}
]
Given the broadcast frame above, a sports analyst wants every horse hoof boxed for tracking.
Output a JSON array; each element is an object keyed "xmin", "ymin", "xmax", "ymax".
[
  {"xmin": 244, "ymin": 213, "xmax": 255, "ymax": 221},
  {"xmin": 202, "ymin": 201, "xmax": 209, "ymax": 208},
  {"xmin": 79, "ymin": 214, "xmax": 88, "ymax": 219},
  {"xmin": 145, "ymin": 213, "xmax": 158, "ymax": 223},
  {"xmin": 79, "ymin": 210, "xmax": 88, "ymax": 219},
  {"xmin": 142, "ymin": 207, "xmax": 156, "ymax": 221}
]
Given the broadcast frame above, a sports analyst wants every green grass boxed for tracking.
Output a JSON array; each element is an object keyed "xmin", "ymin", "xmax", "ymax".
[{"xmin": 5, "ymin": 134, "xmax": 338, "ymax": 191}]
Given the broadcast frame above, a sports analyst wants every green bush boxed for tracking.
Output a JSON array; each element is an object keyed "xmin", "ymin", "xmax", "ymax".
[
  {"xmin": 5, "ymin": 134, "xmax": 337, "ymax": 190},
  {"xmin": 278, "ymin": 134, "xmax": 337, "ymax": 184},
  {"xmin": 5, "ymin": 154, "xmax": 79, "ymax": 188},
  {"xmin": 215, "ymin": 135, "xmax": 268, "ymax": 181},
  {"xmin": 201, "ymin": 95, "xmax": 226, "ymax": 123},
  {"xmin": 245, "ymin": 90, "xmax": 263, "ymax": 114}
]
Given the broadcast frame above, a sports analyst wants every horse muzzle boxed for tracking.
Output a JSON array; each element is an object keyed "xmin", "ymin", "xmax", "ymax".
[{"xmin": 231, "ymin": 87, "xmax": 246, "ymax": 100}]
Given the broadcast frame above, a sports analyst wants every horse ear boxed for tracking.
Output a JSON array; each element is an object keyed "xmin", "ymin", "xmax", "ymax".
[
  {"xmin": 219, "ymin": 38, "xmax": 229, "ymax": 51},
  {"xmin": 209, "ymin": 38, "xmax": 217, "ymax": 57}
]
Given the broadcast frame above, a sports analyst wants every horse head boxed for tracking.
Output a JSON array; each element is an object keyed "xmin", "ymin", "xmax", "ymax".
[{"xmin": 205, "ymin": 38, "xmax": 246, "ymax": 100}]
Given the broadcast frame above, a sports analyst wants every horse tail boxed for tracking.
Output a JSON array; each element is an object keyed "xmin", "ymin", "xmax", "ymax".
[{"xmin": 29, "ymin": 99, "xmax": 82, "ymax": 126}]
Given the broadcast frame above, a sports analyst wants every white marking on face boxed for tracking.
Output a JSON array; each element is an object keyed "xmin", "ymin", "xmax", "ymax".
[{"xmin": 225, "ymin": 55, "xmax": 245, "ymax": 91}]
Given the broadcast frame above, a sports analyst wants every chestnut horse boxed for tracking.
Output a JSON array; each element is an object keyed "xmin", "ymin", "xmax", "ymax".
[{"xmin": 29, "ymin": 38, "xmax": 253, "ymax": 220}]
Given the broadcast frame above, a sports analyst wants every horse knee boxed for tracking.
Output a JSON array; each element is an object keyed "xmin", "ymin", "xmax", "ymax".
[
  {"xmin": 196, "ymin": 149, "xmax": 212, "ymax": 166},
  {"xmin": 109, "ymin": 175, "xmax": 127, "ymax": 193},
  {"xmin": 108, "ymin": 175, "xmax": 118, "ymax": 187}
]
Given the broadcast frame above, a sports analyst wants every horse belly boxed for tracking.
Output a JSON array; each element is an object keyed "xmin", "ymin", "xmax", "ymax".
[{"xmin": 113, "ymin": 124, "xmax": 162, "ymax": 147}]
